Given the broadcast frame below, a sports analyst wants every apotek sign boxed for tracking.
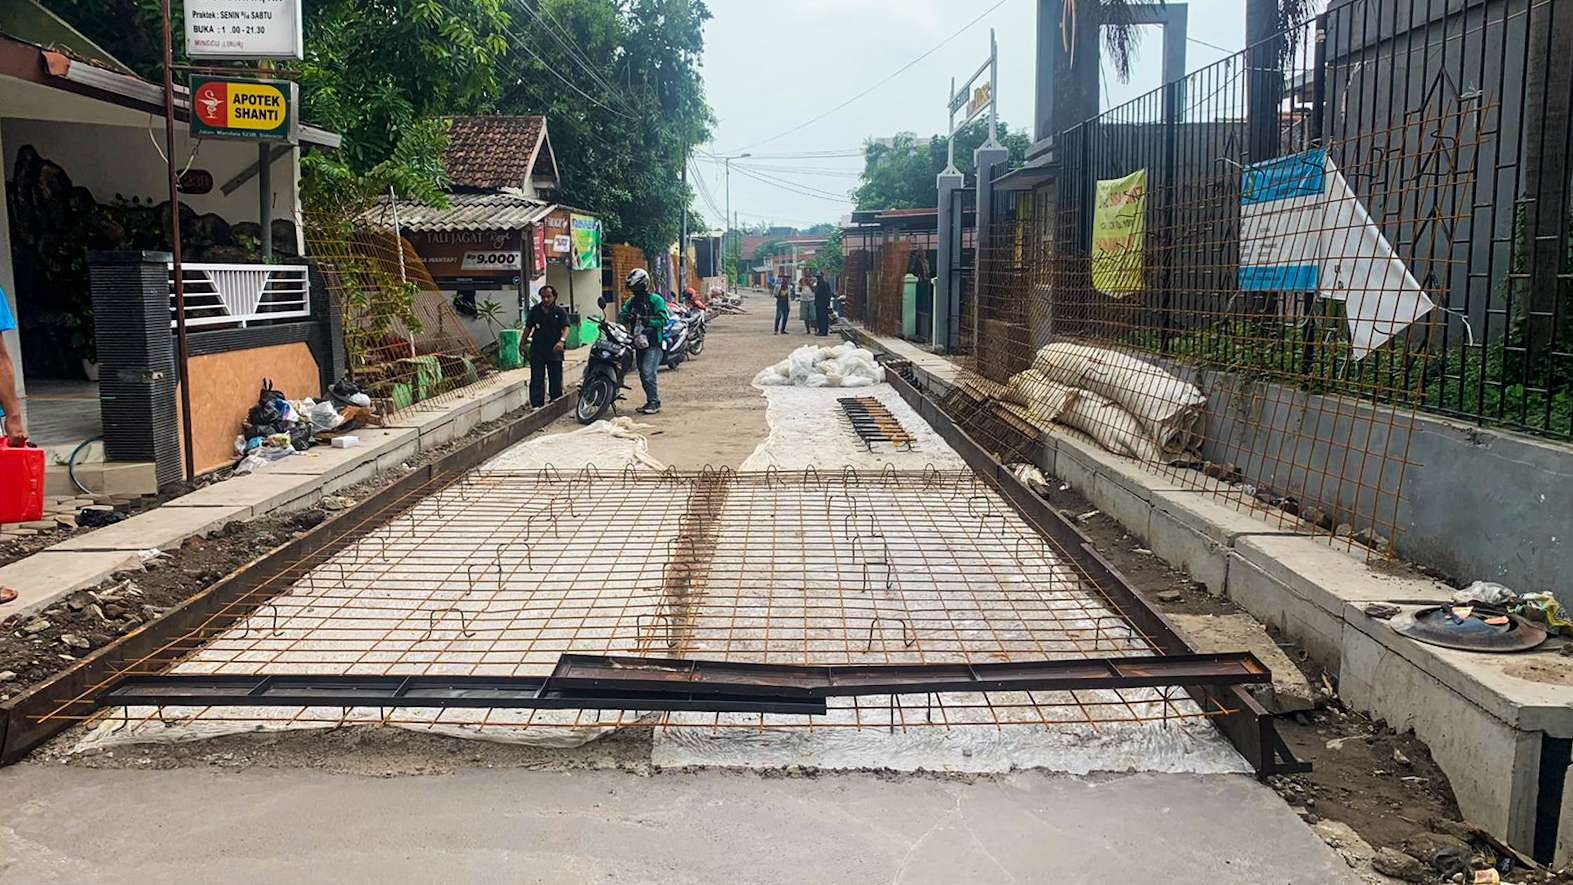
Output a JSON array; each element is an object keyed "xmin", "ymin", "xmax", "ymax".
[
  {"xmin": 185, "ymin": 0, "xmax": 303, "ymax": 59},
  {"xmin": 190, "ymin": 77, "xmax": 297, "ymax": 142}
]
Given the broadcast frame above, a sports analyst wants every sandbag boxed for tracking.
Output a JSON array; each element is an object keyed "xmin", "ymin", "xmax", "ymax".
[
  {"xmin": 1033, "ymin": 342, "xmax": 1206, "ymax": 457},
  {"xmin": 1055, "ymin": 388, "xmax": 1163, "ymax": 462}
]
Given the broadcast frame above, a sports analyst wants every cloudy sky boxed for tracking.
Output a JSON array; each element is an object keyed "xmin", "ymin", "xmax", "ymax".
[{"xmin": 691, "ymin": 0, "xmax": 1252, "ymax": 230}]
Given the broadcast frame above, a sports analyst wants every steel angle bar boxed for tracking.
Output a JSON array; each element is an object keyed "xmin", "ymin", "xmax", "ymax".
[
  {"xmin": 548, "ymin": 652, "xmax": 1271, "ymax": 699},
  {"xmin": 96, "ymin": 674, "xmax": 828, "ymax": 716}
]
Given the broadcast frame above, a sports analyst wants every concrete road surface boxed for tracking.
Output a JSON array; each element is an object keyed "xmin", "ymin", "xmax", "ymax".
[{"xmin": 0, "ymin": 765, "xmax": 1356, "ymax": 884}]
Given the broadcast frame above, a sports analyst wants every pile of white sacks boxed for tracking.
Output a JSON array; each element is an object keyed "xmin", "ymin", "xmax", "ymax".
[
  {"xmin": 1004, "ymin": 342, "xmax": 1207, "ymax": 463},
  {"xmin": 754, "ymin": 342, "xmax": 882, "ymax": 388}
]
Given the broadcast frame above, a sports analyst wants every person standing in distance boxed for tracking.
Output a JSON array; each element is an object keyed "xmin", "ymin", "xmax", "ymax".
[
  {"xmin": 618, "ymin": 268, "xmax": 668, "ymax": 414},
  {"xmin": 773, "ymin": 278, "xmax": 791, "ymax": 334},
  {"xmin": 523, "ymin": 284, "xmax": 570, "ymax": 408},
  {"xmin": 814, "ymin": 268, "xmax": 834, "ymax": 337}
]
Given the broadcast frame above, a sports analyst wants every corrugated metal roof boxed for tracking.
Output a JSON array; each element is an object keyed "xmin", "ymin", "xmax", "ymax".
[{"xmin": 373, "ymin": 192, "xmax": 556, "ymax": 232}]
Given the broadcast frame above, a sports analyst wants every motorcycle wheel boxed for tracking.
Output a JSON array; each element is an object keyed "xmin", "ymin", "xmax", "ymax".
[
  {"xmin": 686, "ymin": 331, "xmax": 706, "ymax": 357},
  {"xmin": 576, "ymin": 373, "xmax": 615, "ymax": 424}
]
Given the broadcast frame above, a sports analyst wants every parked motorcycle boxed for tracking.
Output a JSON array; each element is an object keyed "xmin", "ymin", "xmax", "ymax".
[
  {"xmin": 679, "ymin": 303, "xmax": 707, "ymax": 357},
  {"xmin": 575, "ymin": 316, "xmax": 635, "ymax": 424},
  {"xmin": 660, "ymin": 309, "xmax": 692, "ymax": 370}
]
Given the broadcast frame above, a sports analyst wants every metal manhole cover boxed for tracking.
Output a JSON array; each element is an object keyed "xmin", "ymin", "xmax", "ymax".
[{"xmin": 1393, "ymin": 606, "xmax": 1547, "ymax": 653}]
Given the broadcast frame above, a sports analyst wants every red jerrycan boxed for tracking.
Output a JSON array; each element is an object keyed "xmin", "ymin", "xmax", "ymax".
[{"xmin": 0, "ymin": 437, "xmax": 45, "ymax": 524}]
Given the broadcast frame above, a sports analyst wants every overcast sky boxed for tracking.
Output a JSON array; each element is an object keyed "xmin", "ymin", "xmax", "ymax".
[{"xmin": 691, "ymin": 0, "xmax": 1251, "ymax": 231}]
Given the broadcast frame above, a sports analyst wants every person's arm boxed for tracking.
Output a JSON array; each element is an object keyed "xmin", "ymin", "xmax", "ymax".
[
  {"xmin": 0, "ymin": 335, "xmax": 24, "ymax": 444},
  {"xmin": 555, "ymin": 309, "xmax": 568, "ymax": 353},
  {"xmin": 652, "ymin": 294, "xmax": 669, "ymax": 328}
]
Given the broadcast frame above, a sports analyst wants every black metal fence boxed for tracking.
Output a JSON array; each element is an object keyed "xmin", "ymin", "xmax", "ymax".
[{"xmin": 979, "ymin": 0, "xmax": 1572, "ymax": 441}]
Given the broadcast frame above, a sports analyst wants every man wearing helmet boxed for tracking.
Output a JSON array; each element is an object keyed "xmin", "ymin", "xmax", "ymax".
[{"xmin": 617, "ymin": 267, "xmax": 669, "ymax": 414}]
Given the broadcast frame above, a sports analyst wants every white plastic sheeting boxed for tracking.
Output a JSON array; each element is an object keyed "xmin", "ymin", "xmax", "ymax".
[
  {"xmin": 753, "ymin": 342, "xmax": 883, "ymax": 388},
  {"xmin": 479, "ymin": 417, "xmax": 666, "ymax": 472},
  {"xmin": 740, "ymin": 384, "xmax": 965, "ymax": 472}
]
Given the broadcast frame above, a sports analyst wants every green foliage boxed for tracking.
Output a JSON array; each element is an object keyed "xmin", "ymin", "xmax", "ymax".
[
  {"xmin": 808, "ymin": 229, "xmax": 843, "ymax": 277},
  {"xmin": 496, "ymin": 0, "xmax": 713, "ymax": 256},
  {"xmin": 45, "ymin": 0, "xmax": 717, "ymax": 265},
  {"xmin": 853, "ymin": 119, "xmax": 1031, "ymax": 211}
]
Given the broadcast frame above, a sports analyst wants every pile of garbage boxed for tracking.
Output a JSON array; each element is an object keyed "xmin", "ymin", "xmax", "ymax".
[
  {"xmin": 753, "ymin": 342, "xmax": 882, "ymax": 388},
  {"xmin": 1002, "ymin": 342, "xmax": 1207, "ymax": 463},
  {"xmin": 234, "ymin": 379, "xmax": 374, "ymax": 474}
]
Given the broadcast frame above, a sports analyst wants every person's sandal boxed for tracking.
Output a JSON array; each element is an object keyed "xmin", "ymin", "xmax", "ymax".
[{"xmin": 0, "ymin": 587, "xmax": 17, "ymax": 605}]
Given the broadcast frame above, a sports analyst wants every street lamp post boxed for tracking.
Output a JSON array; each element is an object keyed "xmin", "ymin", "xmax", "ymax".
[{"xmin": 721, "ymin": 152, "xmax": 751, "ymax": 291}]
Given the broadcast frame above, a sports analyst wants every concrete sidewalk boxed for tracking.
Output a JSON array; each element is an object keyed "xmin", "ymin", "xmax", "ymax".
[{"xmin": 0, "ymin": 352, "xmax": 588, "ymax": 622}]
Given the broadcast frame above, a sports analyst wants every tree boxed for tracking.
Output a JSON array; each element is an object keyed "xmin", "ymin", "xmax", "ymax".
[
  {"xmin": 1099, "ymin": 0, "xmax": 1314, "ymax": 79},
  {"xmin": 852, "ymin": 119, "xmax": 1031, "ymax": 211},
  {"xmin": 495, "ymin": 0, "xmax": 713, "ymax": 256},
  {"xmin": 808, "ymin": 229, "xmax": 843, "ymax": 278}
]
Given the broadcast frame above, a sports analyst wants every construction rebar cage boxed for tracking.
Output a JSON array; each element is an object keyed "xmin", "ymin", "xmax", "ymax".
[
  {"xmin": 965, "ymin": 0, "xmax": 1573, "ymax": 553},
  {"xmin": 305, "ymin": 196, "xmax": 491, "ymax": 421}
]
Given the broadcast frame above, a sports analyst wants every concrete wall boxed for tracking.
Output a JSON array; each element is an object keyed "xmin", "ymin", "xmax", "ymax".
[{"xmin": 1177, "ymin": 366, "xmax": 1573, "ymax": 599}]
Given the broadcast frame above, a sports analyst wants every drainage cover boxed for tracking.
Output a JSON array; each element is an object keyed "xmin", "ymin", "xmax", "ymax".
[{"xmin": 1393, "ymin": 606, "xmax": 1548, "ymax": 653}]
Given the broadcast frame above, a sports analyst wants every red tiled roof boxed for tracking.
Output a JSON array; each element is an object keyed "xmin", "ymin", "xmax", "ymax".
[{"xmin": 442, "ymin": 115, "xmax": 548, "ymax": 190}]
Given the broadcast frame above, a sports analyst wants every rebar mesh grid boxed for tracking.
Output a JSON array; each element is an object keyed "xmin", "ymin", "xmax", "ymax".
[{"xmin": 44, "ymin": 469, "xmax": 1234, "ymax": 737}]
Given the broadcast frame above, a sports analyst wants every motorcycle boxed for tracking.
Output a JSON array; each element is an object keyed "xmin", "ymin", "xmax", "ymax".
[
  {"xmin": 575, "ymin": 316, "xmax": 635, "ymax": 425},
  {"xmin": 660, "ymin": 309, "xmax": 691, "ymax": 370},
  {"xmin": 677, "ymin": 301, "xmax": 707, "ymax": 357}
]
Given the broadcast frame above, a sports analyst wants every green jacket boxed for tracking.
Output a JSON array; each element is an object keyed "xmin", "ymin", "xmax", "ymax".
[{"xmin": 619, "ymin": 290, "xmax": 669, "ymax": 345}]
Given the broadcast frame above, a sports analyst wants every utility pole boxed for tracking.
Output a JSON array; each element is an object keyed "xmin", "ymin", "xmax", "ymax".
[
  {"xmin": 160, "ymin": 0, "xmax": 195, "ymax": 481},
  {"xmin": 721, "ymin": 152, "xmax": 751, "ymax": 291},
  {"xmin": 679, "ymin": 153, "xmax": 689, "ymax": 295}
]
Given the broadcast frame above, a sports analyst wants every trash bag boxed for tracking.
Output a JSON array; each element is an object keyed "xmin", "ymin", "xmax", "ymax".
[
  {"xmin": 1516, "ymin": 592, "xmax": 1573, "ymax": 636},
  {"xmin": 330, "ymin": 378, "xmax": 373, "ymax": 410},
  {"xmin": 247, "ymin": 399, "xmax": 282, "ymax": 430},
  {"xmin": 288, "ymin": 423, "xmax": 314, "ymax": 451},
  {"xmin": 308, "ymin": 401, "xmax": 344, "ymax": 433},
  {"xmin": 258, "ymin": 379, "xmax": 287, "ymax": 406}
]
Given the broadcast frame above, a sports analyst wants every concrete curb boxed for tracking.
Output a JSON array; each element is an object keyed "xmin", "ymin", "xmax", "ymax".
[{"xmin": 849, "ymin": 324, "xmax": 1573, "ymax": 867}]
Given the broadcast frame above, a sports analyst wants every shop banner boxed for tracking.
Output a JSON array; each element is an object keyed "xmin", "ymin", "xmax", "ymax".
[
  {"xmin": 190, "ymin": 76, "xmax": 297, "ymax": 142},
  {"xmin": 1240, "ymin": 148, "xmax": 1435, "ymax": 358},
  {"xmin": 570, "ymin": 213, "xmax": 603, "ymax": 271},
  {"xmin": 1091, "ymin": 168, "xmax": 1147, "ymax": 295},
  {"xmin": 406, "ymin": 230, "xmax": 522, "ymax": 281},
  {"xmin": 532, "ymin": 224, "xmax": 548, "ymax": 277},
  {"xmin": 185, "ymin": 0, "xmax": 303, "ymax": 60}
]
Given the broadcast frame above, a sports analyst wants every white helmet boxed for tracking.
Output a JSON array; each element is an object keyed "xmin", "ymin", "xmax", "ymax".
[{"xmin": 625, "ymin": 268, "xmax": 650, "ymax": 290}]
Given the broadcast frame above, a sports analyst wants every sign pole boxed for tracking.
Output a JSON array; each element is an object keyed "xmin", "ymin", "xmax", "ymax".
[
  {"xmin": 258, "ymin": 143, "xmax": 272, "ymax": 260},
  {"xmin": 161, "ymin": 0, "xmax": 196, "ymax": 482}
]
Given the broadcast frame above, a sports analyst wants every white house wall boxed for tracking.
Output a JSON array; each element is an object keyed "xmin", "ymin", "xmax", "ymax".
[{"xmin": 1, "ymin": 117, "xmax": 303, "ymax": 253}]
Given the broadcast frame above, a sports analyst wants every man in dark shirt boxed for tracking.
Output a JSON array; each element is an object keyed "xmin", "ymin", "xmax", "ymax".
[
  {"xmin": 523, "ymin": 284, "xmax": 570, "ymax": 407},
  {"xmin": 813, "ymin": 270, "xmax": 833, "ymax": 336}
]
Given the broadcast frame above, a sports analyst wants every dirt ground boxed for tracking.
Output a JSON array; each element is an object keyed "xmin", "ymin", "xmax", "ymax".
[{"xmin": 543, "ymin": 291, "xmax": 811, "ymax": 469}]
